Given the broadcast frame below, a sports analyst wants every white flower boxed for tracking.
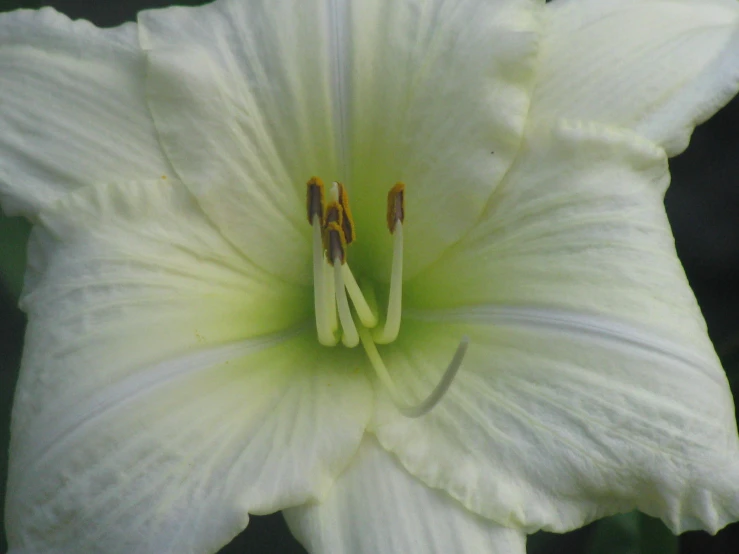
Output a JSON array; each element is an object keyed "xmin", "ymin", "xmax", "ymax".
[{"xmin": 2, "ymin": 0, "xmax": 739, "ymax": 553}]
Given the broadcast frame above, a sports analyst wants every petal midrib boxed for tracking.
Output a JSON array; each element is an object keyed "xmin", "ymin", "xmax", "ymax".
[
  {"xmin": 326, "ymin": 0, "xmax": 351, "ymax": 182},
  {"xmin": 404, "ymin": 304, "xmax": 722, "ymax": 384}
]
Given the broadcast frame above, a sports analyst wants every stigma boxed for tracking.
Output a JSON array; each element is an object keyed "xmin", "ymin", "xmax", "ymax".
[{"xmin": 305, "ymin": 177, "xmax": 468, "ymax": 417}]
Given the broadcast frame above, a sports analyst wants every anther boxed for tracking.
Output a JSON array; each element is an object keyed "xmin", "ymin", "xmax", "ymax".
[
  {"xmin": 325, "ymin": 200, "xmax": 342, "ymax": 225},
  {"xmin": 337, "ymin": 182, "xmax": 356, "ymax": 244},
  {"xmin": 306, "ymin": 177, "xmax": 325, "ymax": 223},
  {"xmin": 386, "ymin": 182, "xmax": 405, "ymax": 234},
  {"xmin": 326, "ymin": 222, "xmax": 346, "ymax": 266},
  {"xmin": 323, "ymin": 201, "xmax": 344, "ymax": 254},
  {"xmin": 307, "ymin": 177, "xmax": 337, "ymax": 346}
]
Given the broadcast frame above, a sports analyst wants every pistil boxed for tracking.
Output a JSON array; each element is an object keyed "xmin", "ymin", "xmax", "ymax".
[
  {"xmin": 342, "ymin": 264, "xmax": 378, "ymax": 328},
  {"xmin": 358, "ymin": 325, "xmax": 469, "ymax": 417}
]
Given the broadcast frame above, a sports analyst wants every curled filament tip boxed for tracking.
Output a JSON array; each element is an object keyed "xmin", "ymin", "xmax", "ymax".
[{"xmin": 358, "ymin": 326, "xmax": 469, "ymax": 418}]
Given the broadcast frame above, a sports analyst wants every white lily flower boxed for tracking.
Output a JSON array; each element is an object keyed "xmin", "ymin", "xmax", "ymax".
[{"xmin": 2, "ymin": 0, "xmax": 739, "ymax": 552}]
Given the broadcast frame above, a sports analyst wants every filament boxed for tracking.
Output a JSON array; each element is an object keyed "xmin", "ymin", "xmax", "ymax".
[
  {"xmin": 324, "ymin": 255, "xmax": 338, "ymax": 333},
  {"xmin": 312, "ymin": 214, "xmax": 338, "ymax": 345},
  {"xmin": 374, "ymin": 221, "xmax": 403, "ymax": 344}
]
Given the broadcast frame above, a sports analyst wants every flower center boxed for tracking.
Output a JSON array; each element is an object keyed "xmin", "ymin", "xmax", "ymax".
[{"xmin": 306, "ymin": 177, "xmax": 468, "ymax": 417}]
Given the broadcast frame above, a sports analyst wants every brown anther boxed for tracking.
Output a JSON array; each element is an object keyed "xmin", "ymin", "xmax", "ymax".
[
  {"xmin": 325, "ymin": 222, "xmax": 346, "ymax": 265},
  {"xmin": 386, "ymin": 182, "xmax": 405, "ymax": 233},
  {"xmin": 325, "ymin": 201, "xmax": 343, "ymax": 226},
  {"xmin": 322, "ymin": 201, "xmax": 343, "ymax": 252},
  {"xmin": 336, "ymin": 182, "xmax": 356, "ymax": 245},
  {"xmin": 306, "ymin": 177, "xmax": 325, "ymax": 224}
]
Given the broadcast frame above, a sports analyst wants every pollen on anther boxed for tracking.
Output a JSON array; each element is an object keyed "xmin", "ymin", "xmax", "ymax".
[
  {"xmin": 323, "ymin": 201, "xmax": 344, "ymax": 252},
  {"xmin": 386, "ymin": 182, "xmax": 405, "ymax": 233},
  {"xmin": 336, "ymin": 182, "xmax": 356, "ymax": 245},
  {"xmin": 306, "ymin": 177, "xmax": 325, "ymax": 223},
  {"xmin": 325, "ymin": 200, "xmax": 343, "ymax": 226},
  {"xmin": 325, "ymin": 222, "xmax": 346, "ymax": 265}
]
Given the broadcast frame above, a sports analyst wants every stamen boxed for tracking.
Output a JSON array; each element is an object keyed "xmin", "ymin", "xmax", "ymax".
[
  {"xmin": 322, "ymin": 201, "xmax": 344, "ymax": 255},
  {"xmin": 312, "ymin": 214, "xmax": 338, "ymax": 346},
  {"xmin": 374, "ymin": 183, "xmax": 405, "ymax": 344},
  {"xmin": 358, "ymin": 325, "xmax": 468, "ymax": 418},
  {"xmin": 306, "ymin": 177, "xmax": 325, "ymax": 223},
  {"xmin": 307, "ymin": 177, "xmax": 337, "ymax": 346},
  {"xmin": 325, "ymin": 200, "xmax": 342, "ymax": 225},
  {"xmin": 386, "ymin": 182, "xmax": 405, "ymax": 233},
  {"xmin": 305, "ymin": 176, "xmax": 387, "ymax": 349},
  {"xmin": 326, "ymin": 221, "xmax": 346, "ymax": 266},
  {"xmin": 324, "ymin": 254, "xmax": 338, "ymax": 333},
  {"xmin": 336, "ymin": 182, "xmax": 356, "ymax": 244},
  {"xmin": 342, "ymin": 264, "xmax": 379, "ymax": 328}
]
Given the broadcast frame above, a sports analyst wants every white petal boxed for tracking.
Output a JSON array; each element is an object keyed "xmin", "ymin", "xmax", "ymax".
[
  {"xmin": 381, "ymin": 121, "xmax": 739, "ymax": 533},
  {"xmin": 0, "ymin": 8, "xmax": 171, "ymax": 217},
  {"xmin": 532, "ymin": 0, "xmax": 739, "ymax": 155},
  {"xmin": 138, "ymin": 0, "xmax": 542, "ymax": 281},
  {"xmin": 410, "ymin": 120, "xmax": 708, "ymax": 349},
  {"xmin": 284, "ymin": 435, "xmax": 526, "ymax": 554},
  {"xmin": 371, "ymin": 312, "xmax": 739, "ymax": 535},
  {"xmin": 335, "ymin": 0, "xmax": 541, "ymax": 280},
  {"xmin": 6, "ymin": 179, "xmax": 372, "ymax": 553}
]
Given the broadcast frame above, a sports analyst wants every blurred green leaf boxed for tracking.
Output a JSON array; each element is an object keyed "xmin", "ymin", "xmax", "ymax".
[
  {"xmin": 639, "ymin": 513, "xmax": 678, "ymax": 554},
  {"xmin": 586, "ymin": 512, "xmax": 640, "ymax": 554},
  {"xmin": 527, "ymin": 526, "xmax": 593, "ymax": 554},
  {"xmin": 0, "ymin": 214, "xmax": 31, "ymax": 300},
  {"xmin": 720, "ymin": 333, "xmax": 739, "ymax": 376},
  {"xmin": 585, "ymin": 512, "xmax": 677, "ymax": 554},
  {"xmin": 0, "ymin": 0, "xmax": 41, "ymax": 12},
  {"xmin": 527, "ymin": 531, "xmax": 560, "ymax": 554}
]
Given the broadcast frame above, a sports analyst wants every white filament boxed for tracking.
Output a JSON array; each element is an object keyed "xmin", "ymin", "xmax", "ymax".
[
  {"xmin": 324, "ymin": 253, "xmax": 338, "ymax": 334},
  {"xmin": 312, "ymin": 214, "xmax": 338, "ymax": 346},
  {"xmin": 374, "ymin": 221, "xmax": 403, "ymax": 344}
]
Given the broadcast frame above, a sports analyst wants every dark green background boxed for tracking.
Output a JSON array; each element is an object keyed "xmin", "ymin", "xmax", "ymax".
[{"xmin": 1, "ymin": 1, "xmax": 738, "ymax": 552}]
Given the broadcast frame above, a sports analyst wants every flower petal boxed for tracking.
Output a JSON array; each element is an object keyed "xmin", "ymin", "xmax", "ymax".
[
  {"xmin": 371, "ymin": 312, "xmax": 739, "ymax": 535},
  {"xmin": 138, "ymin": 0, "xmax": 542, "ymax": 281},
  {"xmin": 6, "ymin": 179, "xmax": 372, "ymax": 553},
  {"xmin": 284, "ymin": 435, "xmax": 526, "ymax": 554},
  {"xmin": 138, "ymin": 0, "xmax": 338, "ymax": 283},
  {"xmin": 410, "ymin": 120, "xmax": 708, "ymax": 349},
  {"xmin": 531, "ymin": 0, "xmax": 739, "ymax": 155},
  {"xmin": 0, "ymin": 8, "xmax": 171, "ymax": 217},
  {"xmin": 380, "ymin": 121, "xmax": 739, "ymax": 533},
  {"xmin": 334, "ymin": 0, "xmax": 541, "ymax": 280}
]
